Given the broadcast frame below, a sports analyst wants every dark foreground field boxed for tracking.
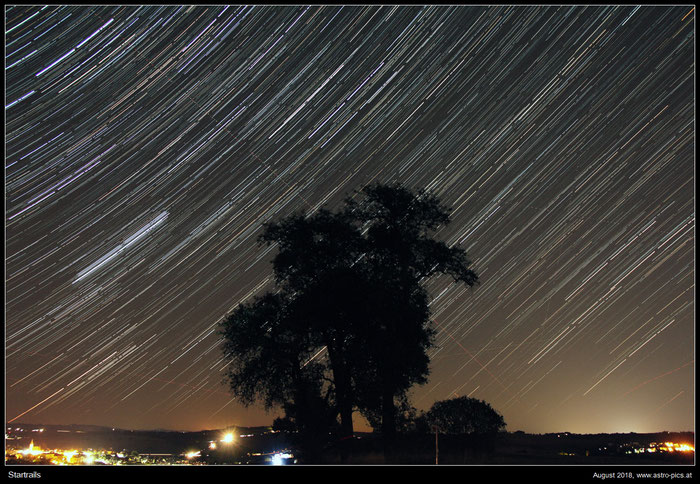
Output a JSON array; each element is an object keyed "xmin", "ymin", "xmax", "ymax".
[{"xmin": 318, "ymin": 432, "xmax": 694, "ymax": 465}]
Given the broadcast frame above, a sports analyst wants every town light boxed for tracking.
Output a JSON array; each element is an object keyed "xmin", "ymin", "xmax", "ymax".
[
  {"xmin": 64, "ymin": 450, "xmax": 78, "ymax": 462},
  {"xmin": 84, "ymin": 451, "xmax": 95, "ymax": 464},
  {"xmin": 21, "ymin": 441, "xmax": 42, "ymax": 456},
  {"xmin": 664, "ymin": 442, "xmax": 694, "ymax": 452},
  {"xmin": 221, "ymin": 432, "xmax": 234, "ymax": 444},
  {"xmin": 270, "ymin": 452, "xmax": 292, "ymax": 465}
]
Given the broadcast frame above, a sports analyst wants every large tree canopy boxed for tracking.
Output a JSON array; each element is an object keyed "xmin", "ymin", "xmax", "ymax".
[{"xmin": 220, "ymin": 182, "xmax": 479, "ymax": 455}]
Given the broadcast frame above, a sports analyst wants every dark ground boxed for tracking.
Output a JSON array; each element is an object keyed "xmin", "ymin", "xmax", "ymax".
[{"xmin": 6, "ymin": 423, "xmax": 694, "ymax": 465}]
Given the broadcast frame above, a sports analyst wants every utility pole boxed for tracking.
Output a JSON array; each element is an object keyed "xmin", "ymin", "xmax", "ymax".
[{"xmin": 433, "ymin": 426, "xmax": 439, "ymax": 465}]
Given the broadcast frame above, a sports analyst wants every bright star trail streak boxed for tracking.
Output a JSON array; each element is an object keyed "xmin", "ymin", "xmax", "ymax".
[{"xmin": 5, "ymin": 5, "xmax": 694, "ymax": 435}]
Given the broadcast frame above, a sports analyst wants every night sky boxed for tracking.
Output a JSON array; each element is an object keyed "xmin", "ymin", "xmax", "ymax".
[{"xmin": 5, "ymin": 5, "xmax": 695, "ymax": 435}]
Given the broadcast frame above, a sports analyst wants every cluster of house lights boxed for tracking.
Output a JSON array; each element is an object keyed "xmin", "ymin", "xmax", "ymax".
[{"xmin": 627, "ymin": 442, "xmax": 694, "ymax": 454}]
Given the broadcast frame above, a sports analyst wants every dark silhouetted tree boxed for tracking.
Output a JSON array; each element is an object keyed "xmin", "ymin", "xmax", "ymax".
[
  {"xmin": 420, "ymin": 396, "xmax": 506, "ymax": 435},
  {"xmin": 220, "ymin": 182, "xmax": 479, "ymax": 461}
]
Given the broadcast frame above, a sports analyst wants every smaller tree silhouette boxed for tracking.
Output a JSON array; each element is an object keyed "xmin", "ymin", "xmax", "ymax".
[{"xmin": 421, "ymin": 396, "xmax": 506, "ymax": 435}]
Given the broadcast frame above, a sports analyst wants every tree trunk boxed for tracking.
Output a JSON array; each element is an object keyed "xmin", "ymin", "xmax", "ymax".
[
  {"xmin": 381, "ymin": 387, "xmax": 396, "ymax": 463},
  {"xmin": 326, "ymin": 343, "xmax": 354, "ymax": 462}
]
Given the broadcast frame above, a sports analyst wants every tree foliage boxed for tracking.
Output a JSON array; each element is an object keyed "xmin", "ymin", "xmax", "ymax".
[
  {"xmin": 420, "ymin": 396, "xmax": 506, "ymax": 435},
  {"xmin": 220, "ymin": 291, "xmax": 325, "ymax": 410}
]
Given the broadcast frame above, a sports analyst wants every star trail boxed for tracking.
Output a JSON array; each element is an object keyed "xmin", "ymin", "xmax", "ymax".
[{"xmin": 5, "ymin": 5, "xmax": 694, "ymax": 434}]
